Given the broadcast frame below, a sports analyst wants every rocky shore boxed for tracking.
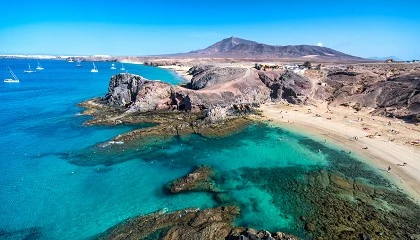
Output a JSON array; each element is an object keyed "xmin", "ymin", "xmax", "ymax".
[
  {"xmin": 79, "ymin": 62, "xmax": 420, "ymax": 147},
  {"xmin": 242, "ymin": 165, "xmax": 420, "ymax": 239},
  {"xmin": 78, "ymin": 67, "xmax": 271, "ymax": 141},
  {"xmin": 80, "ymin": 61, "xmax": 420, "ymax": 239},
  {"xmin": 93, "ymin": 162, "xmax": 420, "ymax": 239},
  {"xmin": 95, "ymin": 206, "xmax": 298, "ymax": 240},
  {"xmin": 95, "ymin": 166, "xmax": 299, "ymax": 240}
]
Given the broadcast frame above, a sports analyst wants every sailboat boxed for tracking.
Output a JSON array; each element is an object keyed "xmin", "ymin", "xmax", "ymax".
[
  {"xmin": 67, "ymin": 58, "xmax": 74, "ymax": 63},
  {"xmin": 4, "ymin": 67, "xmax": 20, "ymax": 83},
  {"xmin": 36, "ymin": 61, "xmax": 44, "ymax": 70},
  {"xmin": 91, "ymin": 62, "xmax": 98, "ymax": 73},
  {"xmin": 110, "ymin": 63, "xmax": 116, "ymax": 70},
  {"xmin": 24, "ymin": 64, "xmax": 36, "ymax": 73},
  {"xmin": 120, "ymin": 64, "xmax": 125, "ymax": 71},
  {"xmin": 76, "ymin": 59, "xmax": 82, "ymax": 67}
]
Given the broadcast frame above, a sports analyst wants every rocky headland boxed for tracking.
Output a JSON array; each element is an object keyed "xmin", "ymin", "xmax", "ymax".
[{"xmin": 79, "ymin": 65, "xmax": 272, "ymax": 141}]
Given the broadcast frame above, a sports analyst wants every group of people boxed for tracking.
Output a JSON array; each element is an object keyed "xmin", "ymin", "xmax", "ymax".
[{"xmin": 387, "ymin": 162, "xmax": 407, "ymax": 172}]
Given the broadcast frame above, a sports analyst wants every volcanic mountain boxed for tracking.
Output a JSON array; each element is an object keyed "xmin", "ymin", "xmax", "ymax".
[{"xmin": 183, "ymin": 36, "xmax": 364, "ymax": 60}]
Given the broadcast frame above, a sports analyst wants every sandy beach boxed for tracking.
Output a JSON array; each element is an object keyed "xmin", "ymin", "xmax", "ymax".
[
  {"xmin": 258, "ymin": 102, "xmax": 420, "ymax": 201},
  {"xmin": 158, "ymin": 65, "xmax": 192, "ymax": 81}
]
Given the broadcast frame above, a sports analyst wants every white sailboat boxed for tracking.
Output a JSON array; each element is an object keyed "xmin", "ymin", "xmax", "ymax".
[
  {"xmin": 4, "ymin": 67, "xmax": 20, "ymax": 83},
  {"xmin": 76, "ymin": 59, "xmax": 82, "ymax": 67},
  {"xmin": 36, "ymin": 61, "xmax": 44, "ymax": 70},
  {"xmin": 91, "ymin": 62, "xmax": 98, "ymax": 73},
  {"xmin": 120, "ymin": 64, "xmax": 125, "ymax": 71},
  {"xmin": 110, "ymin": 63, "xmax": 116, "ymax": 70},
  {"xmin": 24, "ymin": 64, "xmax": 36, "ymax": 73}
]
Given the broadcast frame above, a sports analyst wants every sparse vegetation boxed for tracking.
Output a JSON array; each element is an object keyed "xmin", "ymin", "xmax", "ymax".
[
  {"xmin": 353, "ymin": 103, "xmax": 362, "ymax": 111},
  {"xmin": 303, "ymin": 61, "xmax": 312, "ymax": 69}
]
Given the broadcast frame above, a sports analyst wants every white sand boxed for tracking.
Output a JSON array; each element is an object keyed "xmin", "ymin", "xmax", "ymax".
[
  {"xmin": 158, "ymin": 65, "xmax": 192, "ymax": 81},
  {"xmin": 258, "ymin": 102, "xmax": 420, "ymax": 201}
]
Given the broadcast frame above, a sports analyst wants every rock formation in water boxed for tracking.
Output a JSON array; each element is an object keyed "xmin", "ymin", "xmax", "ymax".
[
  {"xmin": 0, "ymin": 227, "xmax": 42, "ymax": 240},
  {"xmin": 166, "ymin": 166, "xmax": 216, "ymax": 193},
  {"xmin": 95, "ymin": 206, "xmax": 299, "ymax": 240}
]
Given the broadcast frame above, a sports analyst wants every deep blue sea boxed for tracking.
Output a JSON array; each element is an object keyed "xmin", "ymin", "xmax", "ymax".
[{"xmin": 0, "ymin": 59, "xmax": 396, "ymax": 239}]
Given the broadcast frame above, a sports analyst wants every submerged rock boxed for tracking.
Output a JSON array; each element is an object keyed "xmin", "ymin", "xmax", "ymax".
[
  {"xmin": 167, "ymin": 166, "xmax": 216, "ymax": 193},
  {"xmin": 0, "ymin": 227, "xmax": 42, "ymax": 240},
  {"xmin": 241, "ymin": 165, "xmax": 420, "ymax": 239}
]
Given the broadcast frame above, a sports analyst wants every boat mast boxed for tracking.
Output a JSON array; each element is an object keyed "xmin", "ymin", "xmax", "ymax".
[{"xmin": 9, "ymin": 67, "xmax": 18, "ymax": 80}]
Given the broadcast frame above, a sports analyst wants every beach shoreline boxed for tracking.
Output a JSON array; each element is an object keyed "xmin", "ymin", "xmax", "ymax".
[
  {"xmin": 258, "ymin": 102, "xmax": 420, "ymax": 202},
  {"xmin": 157, "ymin": 65, "xmax": 192, "ymax": 81},
  {"xmin": 119, "ymin": 59, "xmax": 193, "ymax": 82}
]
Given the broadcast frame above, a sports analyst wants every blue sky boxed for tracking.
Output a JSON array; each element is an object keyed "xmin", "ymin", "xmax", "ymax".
[{"xmin": 1, "ymin": 0, "xmax": 419, "ymax": 59}]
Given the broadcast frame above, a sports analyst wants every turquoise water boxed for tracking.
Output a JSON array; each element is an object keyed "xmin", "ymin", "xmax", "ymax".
[{"xmin": 0, "ymin": 59, "xmax": 395, "ymax": 239}]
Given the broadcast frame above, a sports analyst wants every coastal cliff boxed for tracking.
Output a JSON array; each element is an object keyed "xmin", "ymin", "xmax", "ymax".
[
  {"xmin": 79, "ymin": 65, "xmax": 274, "ymax": 141},
  {"xmin": 314, "ymin": 64, "xmax": 420, "ymax": 122},
  {"xmin": 97, "ymin": 65, "xmax": 315, "ymax": 114},
  {"xmin": 258, "ymin": 70, "xmax": 312, "ymax": 103},
  {"xmin": 100, "ymin": 66, "xmax": 269, "ymax": 114}
]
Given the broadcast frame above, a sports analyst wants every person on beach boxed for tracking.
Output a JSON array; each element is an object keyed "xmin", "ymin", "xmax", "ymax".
[
  {"xmin": 403, "ymin": 162, "xmax": 407, "ymax": 166},
  {"xmin": 387, "ymin": 166, "xmax": 391, "ymax": 172}
]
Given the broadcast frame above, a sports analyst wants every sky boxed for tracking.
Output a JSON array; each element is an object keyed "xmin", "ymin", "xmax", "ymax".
[{"xmin": 0, "ymin": 0, "xmax": 419, "ymax": 59}]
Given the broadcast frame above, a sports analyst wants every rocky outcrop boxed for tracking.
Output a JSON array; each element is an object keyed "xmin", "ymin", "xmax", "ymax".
[
  {"xmin": 228, "ymin": 228, "xmax": 298, "ymax": 240},
  {"xmin": 102, "ymin": 74, "xmax": 146, "ymax": 107},
  {"xmin": 95, "ymin": 206, "xmax": 238, "ymax": 240},
  {"xmin": 187, "ymin": 65, "xmax": 247, "ymax": 90},
  {"xmin": 99, "ymin": 67, "xmax": 270, "ymax": 115},
  {"xmin": 315, "ymin": 64, "xmax": 420, "ymax": 121},
  {"xmin": 95, "ymin": 206, "xmax": 298, "ymax": 240},
  {"xmin": 167, "ymin": 166, "xmax": 216, "ymax": 193},
  {"xmin": 258, "ymin": 70, "xmax": 311, "ymax": 104}
]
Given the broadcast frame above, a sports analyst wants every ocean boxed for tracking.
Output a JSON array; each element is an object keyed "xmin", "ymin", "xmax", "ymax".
[{"xmin": 0, "ymin": 59, "xmax": 415, "ymax": 239}]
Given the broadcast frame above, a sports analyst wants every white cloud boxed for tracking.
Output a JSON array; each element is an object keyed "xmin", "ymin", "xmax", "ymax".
[{"xmin": 317, "ymin": 42, "xmax": 323, "ymax": 47}]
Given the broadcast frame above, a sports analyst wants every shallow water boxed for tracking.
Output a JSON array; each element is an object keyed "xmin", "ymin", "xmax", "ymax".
[{"xmin": 0, "ymin": 59, "xmax": 416, "ymax": 239}]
